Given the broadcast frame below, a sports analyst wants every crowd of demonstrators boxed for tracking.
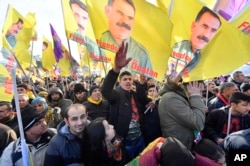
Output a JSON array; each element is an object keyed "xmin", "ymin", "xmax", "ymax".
[{"xmin": 1, "ymin": 42, "xmax": 250, "ymax": 165}]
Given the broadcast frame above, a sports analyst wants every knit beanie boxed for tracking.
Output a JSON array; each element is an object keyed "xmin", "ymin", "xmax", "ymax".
[
  {"xmin": 89, "ymin": 85, "xmax": 100, "ymax": 96},
  {"xmin": 31, "ymin": 96, "xmax": 48, "ymax": 111},
  {"xmin": 74, "ymin": 83, "xmax": 86, "ymax": 93},
  {"xmin": 21, "ymin": 106, "xmax": 45, "ymax": 131}
]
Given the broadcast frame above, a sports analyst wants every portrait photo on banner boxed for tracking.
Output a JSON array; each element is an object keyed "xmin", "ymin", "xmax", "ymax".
[
  {"xmin": 61, "ymin": 0, "xmax": 107, "ymax": 64},
  {"xmin": 167, "ymin": 4, "xmax": 222, "ymax": 81},
  {"xmin": 86, "ymin": 0, "xmax": 172, "ymax": 79}
]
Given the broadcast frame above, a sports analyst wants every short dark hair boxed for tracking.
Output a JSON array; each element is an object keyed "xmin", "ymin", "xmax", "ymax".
[
  {"xmin": 69, "ymin": 0, "xmax": 88, "ymax": 12},
  {"xmin": 119, "ymin": 70, "xmax": 132, "ymax": 80},
  {"xmin": 64, "ymin": 104, "xmax": 86, "ymax": 119},
  {"xmin": 108, "ymin": 0, "xmax": 135, "ymax": 12},
  {"xmin": 229, "ymin": 92, "xmax": 250, "ymax": 104},
  {"xmin": 195, "ymin": 6, "xmax": 221, "ymax": 27},
  {"xmin": 43, "ymin": 41, "xmax": 48, "ymax": 48},
  {"xmin": 194, "ymin": 138, "xmax": 225, "ymax": 163},
  {"xmin": 0, "ymin": 101, "xmax": 12, "ymax": 111},
  {"xmin": 16, "ymin": 18, "xmax": 24, "ymax": 24},
  {"xmin": 17, "ymin": 84, "xmax": 28, "ymax": 90}
]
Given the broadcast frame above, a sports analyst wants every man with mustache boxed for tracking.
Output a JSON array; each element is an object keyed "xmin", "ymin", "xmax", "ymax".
[
  {"xmin": 100, "ymin": 0, "xmax": 152, "ymax": 74},
  {"xmin": 5, "ymin": 18, "xmax": 23, "ymax": 48},
  {"xmin": 166, "ymin": 6, "xmax": 221, "ymax": 81},
  {"xmin": 69, "ymin": 0, "xmax": 105, "ymax": 59}
]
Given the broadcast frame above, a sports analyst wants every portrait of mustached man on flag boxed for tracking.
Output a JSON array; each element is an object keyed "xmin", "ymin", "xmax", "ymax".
[
  {"xmin": 61, "ymin": 0, "xmax": 106, "ymax": 63},
  {"xmin": 166, "ymin": 6, "xmax": 222, "ymax": 82}
]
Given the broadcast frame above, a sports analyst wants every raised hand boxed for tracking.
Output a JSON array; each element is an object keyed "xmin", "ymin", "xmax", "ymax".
[
  {"xmin": 113, "ymin": 42, "xmax": 132, "ymax": 72},
  {"xmin": 186, "ymin": 81, "xmax": 204, "ymax": 96}
]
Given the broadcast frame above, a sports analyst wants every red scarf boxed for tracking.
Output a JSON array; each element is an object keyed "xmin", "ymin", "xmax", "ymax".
[{"xmin": 217, "ymin": 93, "xmax": 229, "ymax": 106}]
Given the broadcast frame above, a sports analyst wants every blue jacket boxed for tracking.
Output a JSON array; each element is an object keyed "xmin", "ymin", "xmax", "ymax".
[{"xmin": 44, "ymin": 122, "xmax": 84, "ymax": 166}]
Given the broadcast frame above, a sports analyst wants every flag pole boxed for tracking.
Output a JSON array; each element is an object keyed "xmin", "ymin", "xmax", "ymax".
[{"xmin": 11, "ymin": 69, "xmax": 32, "ymax": 166}]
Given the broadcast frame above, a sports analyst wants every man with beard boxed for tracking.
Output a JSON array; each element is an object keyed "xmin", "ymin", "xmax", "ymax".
[
  {"xmin": 47, "ymin": 87, "xmax": 72, "ymax": 118},
  {"xmin": 99, "ymin": 0, "xmax": 152, "ymax": 73},
  {"xmin": 72, "ymin": 83, "xmax": 88, "ymax": 104},
  {"xmin": 44, "ymin": 104, "xmax": 89, "ymax": 165},
  {"xmin": 166, "ymin": 6, "xmax": 221, "ymax": 81}
]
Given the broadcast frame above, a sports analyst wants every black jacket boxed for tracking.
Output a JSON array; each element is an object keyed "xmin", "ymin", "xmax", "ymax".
[{"xmin": 101, "ymin": 69, "xmax": 143, "ymax": 140}]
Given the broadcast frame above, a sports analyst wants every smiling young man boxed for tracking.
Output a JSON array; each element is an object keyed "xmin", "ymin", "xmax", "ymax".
[{"xmin": 44, "ymin": 104, "xmax": 89, "ymax": 166}]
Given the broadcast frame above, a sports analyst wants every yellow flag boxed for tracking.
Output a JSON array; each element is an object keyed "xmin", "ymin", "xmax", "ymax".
[
  {"xmin": 168, "ymin": 0, "xmax": 250, "ymax": 82},
  {"xmin": 42, "ymin": 37, "xmax": 56, "ymax": 71},
  {"xmin": 230, "ymin": 4, "xmax": 250, "ymax": 34},
  {"xmin": 0, "ymin": 38, "xmax": 16, "ymax": 101},
  {"xmin": 2, "ymin": 5, "xmax": 34, "ymax": 65},
  {"xmin": 57, "ymin": 45, "xmax": 72, "ymax": 76},
  {"xmin": 86, "ymin": 0, "xmax": 172, "ymax": 80}
]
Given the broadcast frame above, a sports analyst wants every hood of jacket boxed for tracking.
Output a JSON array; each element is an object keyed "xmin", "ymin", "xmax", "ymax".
[
  {"xmin": 159, "ymin": 81, "xmax": 188, "ymax": 101},
  {"xmin": 47, "ymin": 87, "xmax": 63, "ymax": 102}
]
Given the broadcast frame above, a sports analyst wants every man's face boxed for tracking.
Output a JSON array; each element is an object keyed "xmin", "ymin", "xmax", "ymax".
[
  {"xmin": 105, "ymin": 0, "xmax": 135, "ymax": 43},
  {"xmin": 0, "ymin": 105, "xmax": 10, "ymax": 120},
  {"xmin": 90, "ymin": 88, "xmax": 102, "ymax": 101},
  {"xmin": 120, "ymin": 75, "xmax": 133, "ymax": 91},
  {"xmin": 71, "ymin": 3, "xmax": 89, "ymax": 35},
  {"xmin": 75, "ymin": 91, "xmax": 85, "ymax": 101},
  {"xmin": 190, "ymin": 12, "xmax": 221, "ymax": 52},
  {"xmin": 8, "ymin": 22, "xmax": 23, "ymax": 36},
  {"xmin": 51, "ymin": 92, "xmax": 61, "ymax": 101},
  {"xmin": 232, "ymin": 101, "xmax": 250, "ymax": 115},
  {"xmin": 26, "ymin": 118, "xmax": 48, "ymax": 137},
  {"xmin": 17, "ymin": 87, "xmax": 27, "ymax": 94},
  {"xmin": 32, "ymin": 103, "xmax": 45, "ymax": 114},
  {"xmin": 64, "ymin": 106, "xmax": 88, "ymax": 136},
  {"xmin": 18, "ymin": 96, "xmax": 29, "ymax": 109}
]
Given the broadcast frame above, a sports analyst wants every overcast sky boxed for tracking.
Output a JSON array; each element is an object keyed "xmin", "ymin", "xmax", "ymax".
[{"xmin": 0, "ymin": 0, "xmax": 67, "ymax": 56}]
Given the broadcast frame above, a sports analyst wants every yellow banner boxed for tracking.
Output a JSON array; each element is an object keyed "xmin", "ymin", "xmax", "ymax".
[
  {"xmin": 86, "ymin": 0, "xmax": 172, "ymax": 80},
  {"xmin": 2, "ymin": 5, "xmax": 35, "ymax": 66},
  {"xmin": 42, "ymin": 37, "xmax": 56, "ymax": 71},
  {"xmin": 230, "ymin": 4, "xmax": 250, "ymax": 34},
  {"xmin": 167, "ymin": 0, "xmax": 250, "ymax": 82},
  {"xmin": 61, "ymin": 0, "xmax": 107, "ymax": 65}
]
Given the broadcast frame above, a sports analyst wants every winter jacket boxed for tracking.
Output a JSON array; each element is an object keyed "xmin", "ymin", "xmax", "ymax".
[
  {"xmin": 0, "ymin": 128, "xmax": 55, "ymax": 166},
  {"xmin": 83, "ymin": 99, "xmax": 110, "ymax": 120},
  {"xmin": 47, "ymin": 87, "xmax": 72, "ymax": 118},
  {"xmin": 203, "ymin": 106, "xmax": 250, "ymax": 143},
  {"xmin": 158, "ymin": 82, "xmax": 205, "ymax": 150},
  {"xmin": 101, "ymin": 69, "xmax": 143, "ymax": 142},
  {"xmin": 44, "ymin": 121, "xmax": 87, "ymax": 166}
]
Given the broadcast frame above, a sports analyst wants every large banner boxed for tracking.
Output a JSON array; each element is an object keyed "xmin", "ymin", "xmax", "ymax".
[
  {"xmin": 85, "ymin": 0, "xmax": 172, "ymax": 80},
  {"xmin": 0, "ymin": 34, "xmax": 17, "ymax": 102},
  {"xmin": 2, "ymin": 5, "xmax": 35, "ymax": 68},
  {"xmin": 61, "ymin": 0, "xmax": 108, "ymax": 67},
  {"xmin": 166, "ymin": 0, "xmax": 250, "ymax": 82}
]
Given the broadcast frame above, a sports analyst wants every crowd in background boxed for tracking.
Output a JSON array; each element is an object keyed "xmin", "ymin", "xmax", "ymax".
[{"xmin": 0, "ymin": 68, "xmax": 249, "ymax": 166}]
